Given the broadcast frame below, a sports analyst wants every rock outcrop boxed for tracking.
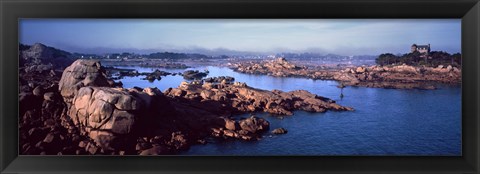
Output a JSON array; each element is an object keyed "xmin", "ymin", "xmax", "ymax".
[
  {"xmin": 69, "ymin": 87, "xmax": 140, "ymax": 134},
  {"xmin": 336, "ymin": 64, "xmax": 461, "ymax": 89},
  {"xmin": 230, "ymin": 58, "xmax": 461, "ymax": 89},
  {"xmin": 204, "ymin": 76, "xmax": 235, "ymax": 84},
  {"xmin": 142, "ymin": 70, "xmax": 171, "ymax": 82},
  {"xmin": 232, "ymin": 57, "xmax": 305, "ymax": 77},
  {"xmin": 271, "ymin": 128, "xmax": 288, "ymax": 134},
  {"xmin": 182, "ymin": 70, "xmax": 209, "ymax": 80},
  {"xmin": 20, "ymin": 43, "xmax": 74, "ymax": 69},
  {"xmin": 57, "ymin": 60, "xmax": 181, "ymax": 152},
  {"xmin": 212, "ymin": 116, "xmax": 270, "ymax": 141},
  {"xmin": 19, "ymin": 70, "xmax": 76, "ymax": 155},
  {"xmin": 21, "ymin": 58, "xmax": 354, "ymax": 155},
  {"xmin": 19, "ymin": 59, "xmax": 268, "ymax": 155},
  {"xmin": 19, "ymin": 52, "xmax": 70, "ymax": 155},
  {"xmin": 164, "ymin": 80, "xmax": 353, "ymax": 116},
  {"xmin": 110, "ymin": 68, "xmax": 172, "ymax": 82},
  {"xmin": 54, "ymin": 59, "xmax": 267, "ymax": 154},
  {"xmin": 59, "ymin": 59, "xmax": 112, "ymax": 103}
]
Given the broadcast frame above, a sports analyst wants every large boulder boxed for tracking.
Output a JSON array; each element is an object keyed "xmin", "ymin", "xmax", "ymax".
[
  {"xmin": 210, "ymin": 116, "xmax": 271, "ymax": 141},
  {"xmin": 355, "ymin": 67, "xmax": 366, "ymax": 74},
  {"xmin": 238, "ymin": 116, "xmax": 270, "ymax": 134},
  {"xmin": 69, "ymin": 87, "xmax": 141, "ymax": 135},
  {"xmin": 58, "ymin": 60, "xmax": 174, "ymax": 151},
  {"xmin": 224, "ymin": 118, "xmax": 239, "ymax": 131},
  {"xmin": 59, "ymin": 59, "xmax": 111, "ymax": 103},
  {"xmin": 271, "ymin": 128, "xmax": 288, "ymax": 134},
  {"xmin": 66, "ymin": 86, "xmax": 174, "ymax": 151}
]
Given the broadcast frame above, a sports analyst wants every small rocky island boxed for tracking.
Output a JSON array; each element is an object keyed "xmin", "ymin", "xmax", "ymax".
[
  {"xmin": 19, "ymin": 46, "xmax": 353, "ymax": 155},
  {"xmin": 230, "ymin": 57, "xmax": 461, "ymax": 89}
]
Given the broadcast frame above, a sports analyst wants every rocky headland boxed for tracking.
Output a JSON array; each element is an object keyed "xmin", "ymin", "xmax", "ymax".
[
  {"xmin": 230, "ymin": 57, "xmax": 461, "ymax": 89},
  {"xmin": 164, "ymin": 80, "xmax": 353, "ymax": 116},
  {"xmin": 20, "ymin": 43, "xmax": 75, "ymax": 70},
  {"xmin": 19, "ymin": 58, "xmax": 353, "ymax": 155}
]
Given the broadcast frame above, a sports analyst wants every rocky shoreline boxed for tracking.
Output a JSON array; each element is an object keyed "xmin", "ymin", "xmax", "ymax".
[
  {"xmin": 19, "ymin": 59, "xmax": 353, "ymax": 155},
  {"xmin": 230, "ymin": 58, "xmax": 461, "ymax": 89}
]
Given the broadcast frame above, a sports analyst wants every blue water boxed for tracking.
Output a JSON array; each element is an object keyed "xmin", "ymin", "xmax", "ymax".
[{"xmin": 113, "ymin": 65, "xmax": 462, "ymax": 156}]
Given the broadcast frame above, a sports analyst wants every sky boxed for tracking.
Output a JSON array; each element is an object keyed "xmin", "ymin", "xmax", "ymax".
[{"xmin": 19, "ymin": 19, "xmax": 461, "ymax": 56}]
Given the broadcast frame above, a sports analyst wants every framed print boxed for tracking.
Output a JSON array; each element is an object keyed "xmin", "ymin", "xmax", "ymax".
[{"xmin": 1, "ymin": 0, "xmax": 479, "ymax": 173}]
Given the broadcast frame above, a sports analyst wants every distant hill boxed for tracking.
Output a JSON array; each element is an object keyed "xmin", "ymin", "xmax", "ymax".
[{"xmin": 20, "ymin": 43, "xmax": 75, "ymax": 69}]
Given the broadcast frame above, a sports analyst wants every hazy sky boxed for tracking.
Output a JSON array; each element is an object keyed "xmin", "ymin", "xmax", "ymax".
[{"xmin": 19, "ymin": 19, "xmax": 461, "ymax": 55}]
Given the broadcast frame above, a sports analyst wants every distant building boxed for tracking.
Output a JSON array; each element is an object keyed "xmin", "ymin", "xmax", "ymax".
[{"xmin": 411, "ymin": 44, "xmax": 431, "ymax": 54}]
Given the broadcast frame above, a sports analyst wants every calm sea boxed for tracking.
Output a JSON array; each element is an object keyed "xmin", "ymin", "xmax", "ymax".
[{"xmin": 112, "ymin": 65, "xmax": 461, "ymax": 156}]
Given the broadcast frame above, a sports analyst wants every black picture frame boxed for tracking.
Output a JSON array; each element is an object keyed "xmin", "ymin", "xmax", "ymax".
[{"xmin": 1, "ymin": 0, "xmax": 479, "ymax": 173}]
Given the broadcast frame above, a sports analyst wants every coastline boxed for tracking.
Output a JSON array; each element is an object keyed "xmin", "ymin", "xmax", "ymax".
[
  {"xmin": 19, "ymin": 59, "xmax": 353, "ymax": 155},
  {"xmin": 17, "ymin": 43, "xmax": 462, "ymax": 156},
  {"xmin": 229, "ymin": 58, "xmax": 461, "ymax": 90},
  {"xmin": 101, "ymin": 57, "xmax": 462, "ymax": 90}
]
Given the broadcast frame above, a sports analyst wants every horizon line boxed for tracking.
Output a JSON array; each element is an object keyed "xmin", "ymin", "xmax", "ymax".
[{"xmin": 19, "ymin": 42, "xmax": 462, "ymax": 57}]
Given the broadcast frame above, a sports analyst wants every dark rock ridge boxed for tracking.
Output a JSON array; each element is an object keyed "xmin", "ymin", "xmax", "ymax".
[
  {"xmin": 105, "ymin": 67, "xmax": 175, "ymax": 82},
  {"xmin": 204, "ymin": 76, "xmax": 235, "ymax": 84},
  {"xmin": 125, "ymin": 69, "xmax": 171, "ymax": 81},
  {"xmin": 19, "ymin": 61, "xmax": 81, "ymax": 155},
  {"xmin": 230, "ymin": 58, "xmax": 461, "ymax": 89},
  {"xmin": 182, "ymin": 70, "xmax": 209, "ymax": 80},
  {"xmin": 142, "ymin": 70, "xmax": 171, "ymax": 81},
  {"xmin": 20, "ymin": 43, "xmax": 75, "ymax": 70}
]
